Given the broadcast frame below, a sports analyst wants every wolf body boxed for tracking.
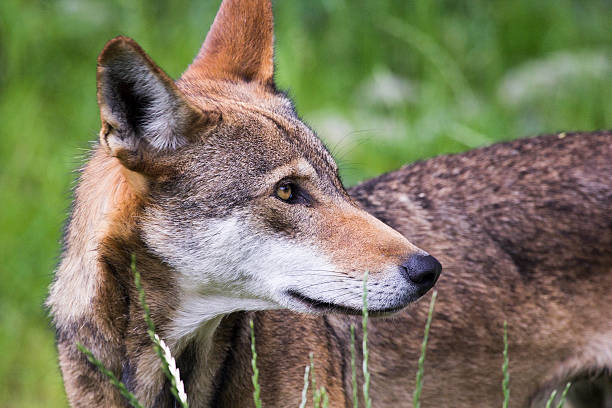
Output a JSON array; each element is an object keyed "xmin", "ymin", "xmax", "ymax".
[{"xmin": 47, "ymin": 0, "xmax": 612, "ymax": 407}]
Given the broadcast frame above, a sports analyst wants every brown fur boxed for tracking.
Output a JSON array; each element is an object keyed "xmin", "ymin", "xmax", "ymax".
[
  {"xmin": 349, "ymin": 131, "xmax": 612, "ymax": 407},
  {"xmin": 48, "ymin": 0, "xmax": 611, "ymax": 407}
]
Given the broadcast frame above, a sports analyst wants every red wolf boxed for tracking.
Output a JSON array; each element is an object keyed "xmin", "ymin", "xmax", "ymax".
[{"xmin": 47, "ymin": 0, "xmax": 612, "ymax": 406}]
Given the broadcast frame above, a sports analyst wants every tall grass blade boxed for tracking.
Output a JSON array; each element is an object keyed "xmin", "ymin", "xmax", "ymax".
[
  {"xmin": 361, "ymin": 271, "xmax": 372, "ymax": 408},
  {"xmin": 76, "ymin": 343, "xmax": 145, "ymax": 408},
  {"xmin": 250, "ymin": 319, "xmax": 263, "ymax": 408},
  {"xmin": 133, "ymin": 255, "xmax": 188, "ymax": 408},
  {"xmin": 412, "ymin": 290, "xmax": 437, "ymax": 408},
  {"xmin": 545, "ymin": 390, "xmax": 558, "ymax": 408},
  {"xmin": 308, "ymin": 352, "xmax": 331, "ymax": 408},
  {"xmin": 320, "ymin": 387, "xmax": 329, "ymax": 408},
  {"xmin": 556, "ymin": 382, "xmax": 572, "ymax": 408},
  {"xmin": 502, "ymin": 320, "xmax": 509, "ymax": 408},
  {"xmin": 350, "ymin": 324, "xmax": 359, "ymax": 408},
  {"xmin": 545, "ymin": 382, "xmax": 572, "ymax": 408},
  {"xmin": 310, "ymin": 352, "xmax": 321, "ymax": 408},
  {"xmin": 299, "ymin": 365, "xmax": 311, "ymax": 408}
]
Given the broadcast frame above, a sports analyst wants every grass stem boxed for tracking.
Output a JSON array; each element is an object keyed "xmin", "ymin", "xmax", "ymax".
[
  {"xmin": 557, "ymin": 382, "xmax": 572, "ymax": 408},
  {"xmin": 250, "ymin": 319, "xmax": 263, "ymax": 408},
  {"xmin": 350, "ymin": 324, "xmax": 359, "ymax": 408},
  {"xmin": 412, "ymin": 290, "xmax": 437, "ymax": 408},
  {"xmin": 76, "ymin": 343, "xmax": 145, "ymax": 408},
  {"xmin": 502, "ymin": 320, "xmax": 509, "ymax": 408},
  {"xmin": 361, "ymin": 271, "xmax": 372, "ymax": 408},
  {"xmin": 299, "ymin": 364, "xmax": 310, "ymax": 408},
  {"xmin": 133, "ymin": 255, "xmax": 188, "ymax": 407}
]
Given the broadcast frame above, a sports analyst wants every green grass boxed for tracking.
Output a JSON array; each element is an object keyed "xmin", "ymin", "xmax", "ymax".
[
  {"xmin": 0, "ymin": 0, "xmax": 610, "ymax": 406},
  {"xmin": 545, "ymin": 382, "xmax": 572, "ymax": 408},
  {"xmin": 82, "ymin": 273, "xmax": 569, "ymax": 408},
  {"xmin": 78, "ymin": 257, "xmax": 188, "ymax": 408},
  {"xmin": 77, "ymin": 344, "xmax": 145, "ymax": 408},
  {"xmin": 250, "ymin": 273, "xmax": 439, "ymax": 408}
]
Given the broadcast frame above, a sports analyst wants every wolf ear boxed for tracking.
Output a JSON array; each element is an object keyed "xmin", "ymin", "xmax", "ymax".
[
  {"xmin": 181, "ymin": 0, "xmax": 275, "ymax": 87},
  {"xmin": 97, "ymin": 37, "xmax": 217, "ymax": 171}
]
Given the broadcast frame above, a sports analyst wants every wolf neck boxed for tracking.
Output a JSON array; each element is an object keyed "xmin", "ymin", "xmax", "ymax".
[
  {"xmin": 170, "ymin": 312, "xmax": 254, "ymax": 407},
  {"xmin": 49, "ymin": 147, "xmax": 139, "ymax": 326},
  {"xmin": 168, "ymin": 291, "xmax": 275, "ymax": 340},
  {"xmin": 156, "ymin": 294, "xmax": 272, "ymax": 403},
  {"xmin": 125, "ymin": 311, "xmax": 250, "ymax": 407},
  {"xmin": 165, "ymin": 315, "xmax": 226, "ymax": 405}
]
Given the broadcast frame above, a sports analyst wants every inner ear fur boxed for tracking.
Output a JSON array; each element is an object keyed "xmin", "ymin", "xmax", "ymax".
[{"xmin": 97, "ymin": 36, "xmax": 220, "ymax": 172}]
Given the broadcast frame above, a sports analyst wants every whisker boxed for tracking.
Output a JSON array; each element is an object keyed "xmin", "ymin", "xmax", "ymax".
[
  {"xmin": 309, "ymin": 286, "xmax": 355, "ymax": 296},
  {"xmin": 286, "ymin": 268, "xmax": 345, "ymax": 275},
  {"xmin": 285, "ymin": 272, "xmax": 345, "ymax": 278},
  {"xmin": 290, "ymin": 279, "xmax": 349, "ymax": 292},
  {"xmin": 332, "ymin": 290, "xmax": 363, "ymax": 304}
]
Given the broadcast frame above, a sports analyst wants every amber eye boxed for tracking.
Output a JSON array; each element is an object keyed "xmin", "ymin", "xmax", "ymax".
[{"xmin": 276, "ymin": 184, "xmax": 293, "ymax": 201}]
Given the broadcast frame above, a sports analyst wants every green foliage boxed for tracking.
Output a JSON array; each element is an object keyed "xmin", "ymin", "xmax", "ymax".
[
  {"xmin": 1, "ymin": 1, "xmax": 611, "ymax": 406},
  {"xmin": 412, "ymin": 291, "xmax": 437, "ymax": 408}
]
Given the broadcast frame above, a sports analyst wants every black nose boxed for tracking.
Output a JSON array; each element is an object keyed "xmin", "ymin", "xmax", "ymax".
[{"xmin": 401, "ymin": 254, "xmax": 442, "ymax": 291}]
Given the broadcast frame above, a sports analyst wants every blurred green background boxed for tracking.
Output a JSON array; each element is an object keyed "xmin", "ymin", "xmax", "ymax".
[{"xmin": 0, "ymin": 0, "xmax": 610, "ymax": 406}]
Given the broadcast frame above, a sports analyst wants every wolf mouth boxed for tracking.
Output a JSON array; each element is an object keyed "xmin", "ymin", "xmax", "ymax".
[{"xmin": 285, "ymin": 289, "xmax": 406, "ymax": 316}]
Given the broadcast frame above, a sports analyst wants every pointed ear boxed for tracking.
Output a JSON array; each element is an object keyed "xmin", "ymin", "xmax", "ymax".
[
  {"xmin": 181, "ymin": 0, "xmax": 275, "ymax": 87},
  {"xmin": 97, "ymin": 36, "xmax": 219, "ymax": 171}
]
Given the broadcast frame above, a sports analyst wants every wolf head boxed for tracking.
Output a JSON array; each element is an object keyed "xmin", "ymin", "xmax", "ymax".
[{"xmin": 95, "ymin": 0, "xmax": 440, "ymax": 332}]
